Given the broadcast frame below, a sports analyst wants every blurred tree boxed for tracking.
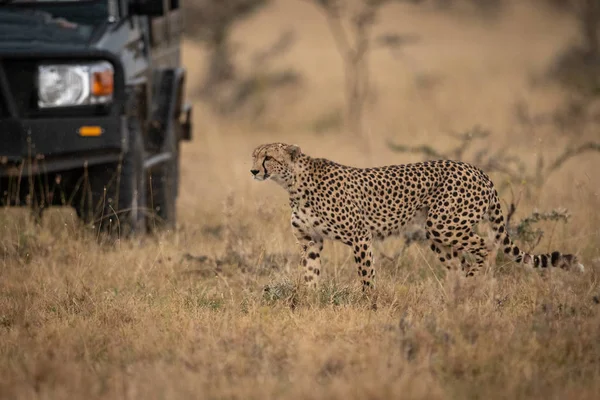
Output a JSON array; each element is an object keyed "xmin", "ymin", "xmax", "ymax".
[
  {"xmin": 183, "ymin": 0, "xmax": 270, "ymax": 95},
  {"xmin": 307, "ymin": 0, "xmax": 394, "ymax": 137},
  {"xmin": 397, "ymin": 0, "xmax": 505, "ymax": 18},
  {"xmin": 544, "ymin": 0, "xmax": 600, "ymax": 59},
  {"xmin": 577, "ymin": 0, "xmax": 600, "ymax": 59},
  {"xmin": 411, "ymin": 0, "xmax": 599, "ymax": 57},
  {"xmin": 541, "ymin": 0, "xmax": 600, "ymax": 97}
]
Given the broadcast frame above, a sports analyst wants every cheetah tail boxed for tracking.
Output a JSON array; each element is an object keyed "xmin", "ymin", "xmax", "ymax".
[{"xmin": 487, "ymin": 189, "xmax": 584, "ymax": 272}]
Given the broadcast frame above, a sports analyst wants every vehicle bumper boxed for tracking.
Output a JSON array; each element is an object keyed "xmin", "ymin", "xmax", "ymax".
[{"xmin": 0, "ymin": 115, "xmax": 126, "ymax": 177}]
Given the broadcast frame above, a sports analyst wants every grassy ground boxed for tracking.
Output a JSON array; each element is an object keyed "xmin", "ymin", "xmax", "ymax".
[{"xmin": 2, "ymin": 1, "xmax": 600, "ymax": 399}]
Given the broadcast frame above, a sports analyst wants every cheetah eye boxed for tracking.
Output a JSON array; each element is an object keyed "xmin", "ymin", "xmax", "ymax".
[{"xmin": 264, "ymin": 156, "xmax": 272, "ymax": 161}]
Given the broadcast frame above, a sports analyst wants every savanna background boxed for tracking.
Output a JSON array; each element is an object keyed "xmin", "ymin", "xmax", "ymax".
[{"xmin": 2, "ymin": 0, "xmax": 600, "ymax": 398}]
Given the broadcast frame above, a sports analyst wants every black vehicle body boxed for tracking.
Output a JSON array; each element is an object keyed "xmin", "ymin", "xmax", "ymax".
[{"xmin": 0, "ymin": 0, "xmax": 192, "ymax": 233}]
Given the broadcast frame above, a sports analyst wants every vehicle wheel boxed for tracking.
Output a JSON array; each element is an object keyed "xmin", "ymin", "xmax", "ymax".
[
  {"xmin": 74, "ymin": 118, "xmax": 147, "ymax": 237},
  {"xmin": 147, "ymin": 129, "xmax": 179, "ymax": 231},
  {"xmin": 114, "ymin": 118, "xmax": 147, "ymax": 236}
]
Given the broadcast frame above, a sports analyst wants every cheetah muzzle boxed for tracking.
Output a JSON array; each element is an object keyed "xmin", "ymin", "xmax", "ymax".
[{"xmin": 251, "ymin": 142, "xmax": 584, "ymax": 290}]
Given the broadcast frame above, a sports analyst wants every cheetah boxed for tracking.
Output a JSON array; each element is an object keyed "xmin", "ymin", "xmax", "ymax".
[{"xmin": 251, "ymin": 143, "xmax": 584, "ymax": 290}]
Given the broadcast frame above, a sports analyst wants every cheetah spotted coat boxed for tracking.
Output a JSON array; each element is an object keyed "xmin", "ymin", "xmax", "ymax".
[{"xmin": 251, "ymin": 143, "xmax": 583, "ymax": 289}]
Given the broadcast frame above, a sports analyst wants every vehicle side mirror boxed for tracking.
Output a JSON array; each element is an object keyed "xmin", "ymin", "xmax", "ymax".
[{"xmin": 129, "ymin": 0, "xmax": 172, "ymax": 17}]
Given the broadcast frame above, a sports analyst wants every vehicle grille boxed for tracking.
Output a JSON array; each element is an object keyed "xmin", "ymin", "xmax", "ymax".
[
  {"xmin": 0, "ymin": 93, "xmax": 7, "ymax": 118},
  {"xmin": 0, "ymin": 59, "xmax": 37, "ymax": 118}
]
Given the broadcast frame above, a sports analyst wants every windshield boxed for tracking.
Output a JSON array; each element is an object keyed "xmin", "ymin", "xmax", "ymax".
[
  {"xmin": 1, "ymin": 0, "xmax": 110, "ymax": 27},
  {"xmin": 7, "ymin": 0, "xmax": 94, "ymax": 2}
]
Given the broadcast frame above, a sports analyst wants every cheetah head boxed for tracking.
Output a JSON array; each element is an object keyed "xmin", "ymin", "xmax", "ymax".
[{"xmin": 251, "ymin": 143, "xmax": 302, "ymax": 185}]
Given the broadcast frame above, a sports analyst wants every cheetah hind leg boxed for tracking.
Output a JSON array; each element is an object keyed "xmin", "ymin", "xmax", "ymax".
[
  {"xmin": 427, "ymin": 240, "xmax": 467, "ymax": 273},
  {"xmin": 425, "ymin": 227, "xmax": 489, "ymax": 277},
  {"xmin": 453, "ymin": 229, "xmax": 492, "ymax": 277}
]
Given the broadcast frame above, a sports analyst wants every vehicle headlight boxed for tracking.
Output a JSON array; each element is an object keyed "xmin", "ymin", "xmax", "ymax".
[{"xmin": 37, "ymin": 61, "xmax": 114, "ymax": 108}]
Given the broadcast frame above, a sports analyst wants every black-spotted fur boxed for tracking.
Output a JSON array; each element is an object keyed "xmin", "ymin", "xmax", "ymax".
[{"xmin": 251, "ymin": 143, "xmax": 584, "ymax": 290}]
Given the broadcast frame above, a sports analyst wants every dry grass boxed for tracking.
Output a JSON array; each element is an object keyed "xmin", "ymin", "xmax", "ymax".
[{"xmin": 2, "ymin": 1, "xmax": 600, "ymax": 399}]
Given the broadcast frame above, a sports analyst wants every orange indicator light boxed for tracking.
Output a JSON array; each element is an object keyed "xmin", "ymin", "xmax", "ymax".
[
  {"xmin": 79, "ymin": 126, "xmax": 103, "ymax": 137},
  {"xmin": 92, "ymin": 69, "xmax": 114, "ymax": 96}
]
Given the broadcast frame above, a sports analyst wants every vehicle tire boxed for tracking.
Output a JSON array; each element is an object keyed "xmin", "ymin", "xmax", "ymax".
[
  {"xmin": 114, "ymin": 117, "xmax": 147, "ymax": 236},
  {"xmin": 74, "ymin": 117, "xmax": 147, "ymax": 237},
  {"xmin": 147, "ymin": 128, "xmax": 179, "ymax": 231}
]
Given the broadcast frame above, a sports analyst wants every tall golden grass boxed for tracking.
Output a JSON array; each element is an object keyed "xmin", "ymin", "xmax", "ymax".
[{"xmin": 1, "ymin": 1, "xmax": 600, "ymax": 399}]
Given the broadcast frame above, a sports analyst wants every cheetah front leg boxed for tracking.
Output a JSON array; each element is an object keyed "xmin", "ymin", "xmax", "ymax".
[
  {"xmin": 351, "ymin": 231, "xmax": 375, "ymax": 291},
  {"xmin": 291, "ymin": 224, "xmax": 323, "ymax": 289}
]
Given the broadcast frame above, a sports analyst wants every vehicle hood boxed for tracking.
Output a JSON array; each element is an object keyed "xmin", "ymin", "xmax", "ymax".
[{"xmin": 0, "ymin": 8, "xmax": 92, "ymax": 50}]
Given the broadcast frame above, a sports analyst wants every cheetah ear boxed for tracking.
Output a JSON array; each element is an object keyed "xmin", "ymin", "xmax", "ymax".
[{"xmin": 286, "ymin": 144, "xmax": 302, "ymax": 161}]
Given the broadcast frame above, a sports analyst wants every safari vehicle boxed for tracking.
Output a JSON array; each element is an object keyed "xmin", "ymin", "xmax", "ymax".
[{"xmin": 0, "ymin": 0, "xmax": 192, "ymax": 235}]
